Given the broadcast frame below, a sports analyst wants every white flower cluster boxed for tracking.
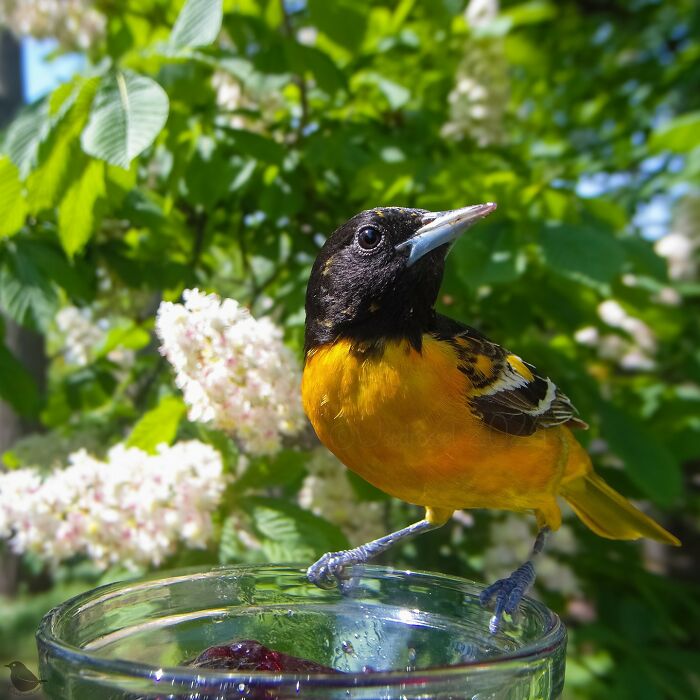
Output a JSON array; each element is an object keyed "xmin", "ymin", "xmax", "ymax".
[
  {"xmin": 298, "ymin": 448, "xmax": 386, "ymax": 547},
  {"xmin": 442, "ymin": 0, "xmax": 508, "ymax": 146},
  {"xmin": 0, "ymin": 0, "xmax": 105, "ymax": 50},
  {"xmin": 0, "ymin": 441, "xmax": 226, "ymax": 569},
  {"xmin": 574, "ymin": 300, "xmax": 657, "ymax": 371},
  {"xmin": 212, "ymin": 71, "xmax": 249, "ymax": 130},
  {"xmin": 55, "ymin": 306, "xmax": 134, "ymax": 369},
  {"xmin": 156, "ymin": 289, "xmax": 306, "ymax": 456},
  {"xmin": 483, "ymin": 514, "xmax": 580, "ymax": 597},
  {"xmin": 654, "ymin": 194, "xmax": 700, "ymax": 281},
  {"xmin": 55, "ymin": 307, "xmax": 105, "ymax": 366}
]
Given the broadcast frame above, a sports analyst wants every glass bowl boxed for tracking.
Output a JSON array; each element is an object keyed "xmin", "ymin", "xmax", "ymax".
[{"xmin": 36, "ymin": 564, "xmax": 566, "ymax": 699}]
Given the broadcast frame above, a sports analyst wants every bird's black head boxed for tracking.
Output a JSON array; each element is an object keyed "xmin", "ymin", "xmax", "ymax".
[{"xmin": 305, "ymin": 203, "xmax": 495, "ymax": 354}]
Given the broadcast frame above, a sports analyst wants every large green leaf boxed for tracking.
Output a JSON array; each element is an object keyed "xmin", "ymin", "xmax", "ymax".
[
  {"xmin": 126, "ymin": 395, "xmax": 187, "ymax": 453},
  {"xmin": 170, "ymin": 0, "xmax": 223, "ymax": 48},
  {"xmin": 245, "ymin": 497, "xmax": 349, "ymax": 563},
  {"xmin": 598, "ymin": 402, "xmax": 682, "ymax": 507},
  {"xmin": 0, "ymin": 156, "xmax": 28, "ymax": 238},
  {"xmin": 81, "ymin": 72, "xmax": 169, "ymax": 169},
  {"xmin": 0, "ymin": 342, "xmax": 41, "ymax": 417},
  {"xmin": 58, "ymin": 159, "xmax": 106, "ymax": 258},
  {"xmin": 540, "ymin": 225, "xmax": 625, "ymax": 286}
]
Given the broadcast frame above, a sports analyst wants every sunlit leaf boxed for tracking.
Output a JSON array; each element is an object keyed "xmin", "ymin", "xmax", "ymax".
[
  {"xmin": 170, "ymin": 0, "xmax": 223, "ymax": 48},
  {"xmin": 81, "ymin": 72, "xmax": 169, "ymax": 169},
  {"xmin": 0, "ymin": 156, "xmax": 28, "ymax": 238},
  {"xmin": 649, "ymin": 112, "xmax": 700, "ymax": 153},
  {"xmin": 57, "ymin": 159, "xmax": 106, "ymax": 258},
  {"xmin": 126, "ymin": 395, "xmax": 187, "ymax": 453}
]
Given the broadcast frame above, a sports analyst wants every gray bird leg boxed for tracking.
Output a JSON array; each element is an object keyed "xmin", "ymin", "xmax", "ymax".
[
  {"xmin": 480, "ymin": 527, "xmax": 550, "ymax": 634},
  {"xmin": 307, "ymin": 509, "xmax": 451, "ymax": 591}
]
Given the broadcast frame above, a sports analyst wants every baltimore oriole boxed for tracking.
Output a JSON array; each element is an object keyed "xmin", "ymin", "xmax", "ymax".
[{"xmin": 301, "ymin": 204, "xmax": 679, "ymax": 631}]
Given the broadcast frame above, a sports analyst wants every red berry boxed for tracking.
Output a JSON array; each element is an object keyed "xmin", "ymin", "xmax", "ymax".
[{"xmin": 188, "ymin": 640, "xmax": 341, "ymax": 674}]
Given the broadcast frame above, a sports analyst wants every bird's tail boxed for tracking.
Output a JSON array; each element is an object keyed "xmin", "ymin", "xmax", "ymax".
[{"xmin": 560, "ymin": 471, "xmax": 680, "ymax": 546}]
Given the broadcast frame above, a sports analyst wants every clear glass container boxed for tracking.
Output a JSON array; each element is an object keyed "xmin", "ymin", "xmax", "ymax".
[{"xmin": 36, "ymin": 564, "xmax": 566, "ymax": 699}]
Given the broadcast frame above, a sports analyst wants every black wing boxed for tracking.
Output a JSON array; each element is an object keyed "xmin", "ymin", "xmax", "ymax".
[{"xmin": 431, "ymin": 315, "xmax": 587, "ymax": 437}]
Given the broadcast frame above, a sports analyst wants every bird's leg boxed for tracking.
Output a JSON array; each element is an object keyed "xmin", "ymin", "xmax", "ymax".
[
  {"xmin": 480, "ymin": 527, "xmax": 550, "ymax": 634},
  {"xmin": 307, "ymin": 507, "xmax": 452, "ymax": 591}
]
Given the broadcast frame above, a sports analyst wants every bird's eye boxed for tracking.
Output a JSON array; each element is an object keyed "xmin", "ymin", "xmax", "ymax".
[{"xmin": 357, "ymin": 226, "xmax": 382, "ymax": 250}]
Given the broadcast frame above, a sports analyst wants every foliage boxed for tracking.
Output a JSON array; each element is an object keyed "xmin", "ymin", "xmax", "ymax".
[{"xmin": 1, "ymin": 0, "xmax": 699, "ymax": 697}]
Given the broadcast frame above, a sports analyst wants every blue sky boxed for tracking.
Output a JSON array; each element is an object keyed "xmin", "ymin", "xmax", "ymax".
[{"xmin": 22, "ymin": 37, "xmax": 85, "ymax": 103}]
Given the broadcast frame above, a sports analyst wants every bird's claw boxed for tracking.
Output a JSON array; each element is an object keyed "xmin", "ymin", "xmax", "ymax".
[
  {"xmin": 479, "ymin": 561, "xmax": 535, "ymax": 634},
  {"xmin": 307, "ymin": 551, "xmax": 353, "ymax": 591}
]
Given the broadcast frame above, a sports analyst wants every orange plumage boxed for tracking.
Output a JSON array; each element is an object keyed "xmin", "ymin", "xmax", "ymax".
[{"xmin": 302, "ymin": 336, "xmax": 679, "ymax": 544}]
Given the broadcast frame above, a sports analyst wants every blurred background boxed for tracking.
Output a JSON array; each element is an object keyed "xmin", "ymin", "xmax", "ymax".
[{"xmin": 0, "ymin": 0, "xmax": 699, "ymax": 697}]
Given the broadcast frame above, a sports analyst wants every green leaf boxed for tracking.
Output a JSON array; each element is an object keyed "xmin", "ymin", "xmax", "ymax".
[
  {"xmin": 81, "ymin": 71, "xmax": 169, "ymax": 169},
  {"xmin": 170, "ymin": 0, "xmax": 223, "ymax": 48},
  {"xmin": 0, "ymin": 342, "xmax": 41, "ymax": 417},
  {"xmin": 126, "ymin": 395, "xmax": 187, "ymax": 453},
  {"xmin": 361, "ymin": 72, "xmax": 411, "ymax": 110},
  {"xmin": 19, "ymin": 238, "xmax": 96, "ymax": 302},
  {"xmin": 307, "ymin": 0, "xmax": 367, "ymax": 51},
  {"xmin": 452, "ymin": 223, "xmax": 524, "ymax": 288},
  {"xmin": 0, "ymin": 156, "xmax": 28, "ymax": 238},
  {"xmin": 219, "ymin": 513, "xmax": 251, "ymax": 563},
  {"xmin": 58, "ymin": 159, "xmax": 106, "ymax": 258},
  {"xmin": 649, "ymin": 112, "xmax": 700, "ymax": 152},
  {"xmin": 1, "ymin": 102, "xmax": 49, "ymax": 178},
  {"xmin": 540, "ymin": 225, "xmax": 625, "ymax": 286},
  {"xmin": 225, "ymin": 128, "xmax": 286, "ymax": 164},
  {"xmin": 98, "ymin": 320, "xmax": 150, "ymax": 356},
  {"xmin": 503, "ymin": 1, "xmax": 557, "ymax": 27},
  {"xmin": 26, "ymin": 135, "xmax": 80, "ymax": 214},
  {"xmin": 598, "ymin": 402, "xmax": 682, "ymax": 507},
  {"xmin": 235, "ymin": 449, "xmax": 307, "ymax": 492},
  {"xmin": 0, "ymin": 245, "xmax": 57, "ymax": 331},
  {"xmin": 284, "ymin": 42, "xmax": 346, "ymax": 95},
  {"xmin": 245, "ymin": 497, "xmax": 349, "ymax": 562}
]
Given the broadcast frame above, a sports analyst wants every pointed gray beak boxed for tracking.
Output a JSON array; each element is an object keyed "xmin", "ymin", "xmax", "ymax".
[{"xmin": 396, "ymin": 202, "xmax": 497, "ymax": 266}]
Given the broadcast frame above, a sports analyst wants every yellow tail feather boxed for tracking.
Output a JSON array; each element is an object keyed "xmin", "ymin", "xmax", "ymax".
[{"xmin": 560, "ymin": 471, "xmax": 680, "ymax": 546}]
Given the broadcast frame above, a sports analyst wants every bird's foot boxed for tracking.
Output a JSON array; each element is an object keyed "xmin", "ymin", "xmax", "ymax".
[
  {"xmin": 479, "ymin": 561, "xmax": 535, "ymax": 634},
  {"xmin": 306, "ymin": 548, "xmax": 365, "ymax": 592}
]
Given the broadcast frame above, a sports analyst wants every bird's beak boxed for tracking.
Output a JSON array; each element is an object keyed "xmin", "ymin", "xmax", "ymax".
[{"xmin": 396, "ymin": 202, "xmax": 497, "ymax": 266}]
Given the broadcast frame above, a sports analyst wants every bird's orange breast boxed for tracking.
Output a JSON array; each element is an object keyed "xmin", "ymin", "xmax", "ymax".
[{"xmin": 302, "ymin": 337, "xmax": 588, "ymax": 523}]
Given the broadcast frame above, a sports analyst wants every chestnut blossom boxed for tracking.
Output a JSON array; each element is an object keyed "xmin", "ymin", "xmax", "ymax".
[
  {"xmin": 574, "ymin": 300, "xmax": 658, "ymax": 371},
  {"xmin": 156, "ymin": 289, "xmax": 306, "ymax": 456},
  {"xmin": 0, "ymin": 441, "xmax": 226, "ymax": 569},
  {"xmin": 0, "ymin": 0, "xmax": 105, "ymax": 50},
  {"xmin": 54, "ymin": 306, "xmax": 135, "ymax": 369},
  {"xmin": 654, "ymin": 194, "xmax": 700, "ymax": 281},
  {"xmin": 442, "ymin": 0, "xmax": 507, "ymax": 146}
]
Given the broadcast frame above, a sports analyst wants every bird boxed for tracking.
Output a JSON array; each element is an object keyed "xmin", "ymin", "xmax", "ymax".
[
  {"xmin": 301, "ymin": 203, "xmax": 680, "ymax": 632},
  {"xmin": 5, "ymin": 661, "xmax": 44, "ymax": 693}
]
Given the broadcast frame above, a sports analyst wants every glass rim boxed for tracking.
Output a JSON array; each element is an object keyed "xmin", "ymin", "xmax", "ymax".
[{"xmin": 36, "ymin": 564, "xmax": 567, "ymax": 688}]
